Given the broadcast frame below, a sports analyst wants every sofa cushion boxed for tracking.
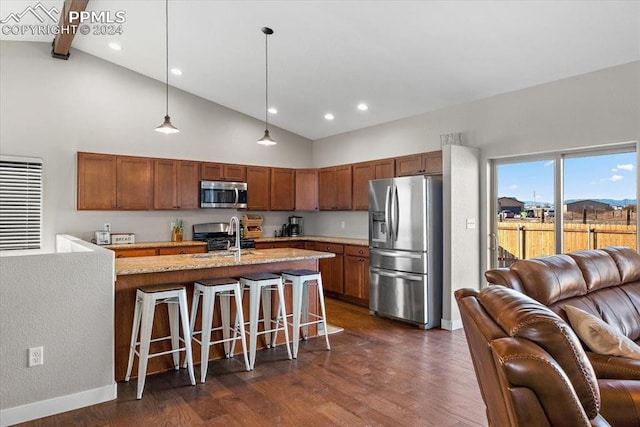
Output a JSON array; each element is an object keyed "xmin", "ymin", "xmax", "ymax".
[
  {"xmin": 511, "ymin": 255, "xmax": 587, "ymax": 305},
  {"xmin": 565, "ymin": 305, "xmax": 640, "ymax": 360},
  {"xmin": 602, "ymin": 246, "xmax": 640, "ymax": 283},
  {"xmin": 568, "ymin": 249, "xmax": 622, "ymax": 292}
]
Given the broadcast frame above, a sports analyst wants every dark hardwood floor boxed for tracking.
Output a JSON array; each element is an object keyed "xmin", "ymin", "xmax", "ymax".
[{"xmin": 18, "ymin": 299, "xmax": 486, "ymax": 426}]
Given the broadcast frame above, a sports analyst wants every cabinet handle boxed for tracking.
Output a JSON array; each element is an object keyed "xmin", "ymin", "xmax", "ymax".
[
  {"xmin": 358, "ymin": 249, "xmax": 364, "ymax": 254},
  {"xmin": 180, "ymin": 250, "xmax": 186, "ymax": 254},
  {"xmin": 116, "ymin": 254, "xmax": 124, "ymax": 258}
]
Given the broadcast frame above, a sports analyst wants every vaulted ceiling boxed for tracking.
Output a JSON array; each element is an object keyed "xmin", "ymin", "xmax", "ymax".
[{"xmin": 1, "ymin": 0, "xmax": 639, "ymax": 140}]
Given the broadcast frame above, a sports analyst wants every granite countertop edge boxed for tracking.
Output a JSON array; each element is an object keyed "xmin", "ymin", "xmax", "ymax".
[{"xmin": 115, "ymin": 249, "xmax": 335, "ymax": 276}]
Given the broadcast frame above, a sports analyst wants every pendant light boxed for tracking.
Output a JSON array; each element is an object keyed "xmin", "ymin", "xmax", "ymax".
[
  {"xmin": 155, "ymin": 0, "xmax": 179, "ymax": 134},
  {"xmin": 257, "ymin": 27, "xmax": 276, "ymax": 145}
]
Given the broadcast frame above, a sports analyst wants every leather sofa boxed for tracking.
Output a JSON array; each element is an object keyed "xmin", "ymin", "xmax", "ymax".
[
  {"xmin": 455, "ymin": 286, "xmax": 640, "ymax": 427},
  {"xmin": 485, "ymin": 246, "xmax": 640, "ymax": 380}
]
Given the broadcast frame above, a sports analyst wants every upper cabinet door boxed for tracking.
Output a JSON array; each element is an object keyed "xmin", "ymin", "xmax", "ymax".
[
  {"xmin": 77, "ymin": 152, "xmax": 117, "ymax": 210},
  {"xmin": 335, "ymin": 165, "xmax": 352, "ymax": 210},
  {"xmin": 318, "ymin": 167, "xmax": 338, "ymax": 210},
  {"xmin": 270, "ymin": 168, "xmax": 295, "ymax": 211},
  {"xmin": 295, "ymin": 169, "xmax": 319, "ymax": 211},
  {"xmin": 153, "ymin": 159, "xmax": 177, "ymax": 209},
  {"xmin": 176, "ymin": 160, "xmax": 199, "ymax": 209},
  {"xmin": 319, "ymin": 165, "xmax": 353, "ymax": 210},
  {"xmin": 352, "ymin": 162, "xmax": 373, "ymax": 211},
  {"xmin": 373, "ymin": 158, "xmax": 395, "ymax": 179},
  {"xmin": 200, "ymin": 162, "xmax": 247, "ymax": 182},
  {"xmin": 116, "ymin": 156, "xmax": 153, "ymax": 210},
  {"xmin": 246, "ymin": 166, "xmax": 271, "ymax": 210},
  {"xmin": 395, "ymin": 151, "xmax": 442, "ymax": 176}
]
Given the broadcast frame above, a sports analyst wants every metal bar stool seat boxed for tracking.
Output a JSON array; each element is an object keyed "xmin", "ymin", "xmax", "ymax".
[
  {"xmin": 125, "ymin": 283, "xmax": 196, "ymax": 399},
  {"xmin": 238, "ymin": 273, "xmax": 292, "ymax": 370},
  {"xmin": 281, "ymin": 269, "xmax": 331, "ymax": 358},
  {"xmin": 187, "ymin": 277, "xmax": 250, "ymax": 382}
]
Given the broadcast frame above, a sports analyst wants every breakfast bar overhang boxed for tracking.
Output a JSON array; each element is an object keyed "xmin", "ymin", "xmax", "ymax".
[{"xmin": 114, "ymin": 248, "xmax": 334, "ymax": 381}]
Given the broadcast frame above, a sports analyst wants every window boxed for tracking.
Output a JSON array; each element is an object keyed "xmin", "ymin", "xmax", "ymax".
[
  {"xmin": 490, "ymin": 144, "xmax": 637, "ymax": 267},
  {"xmin": 0, "ymin": 156, "xmax": 43, "ymax": 250}
]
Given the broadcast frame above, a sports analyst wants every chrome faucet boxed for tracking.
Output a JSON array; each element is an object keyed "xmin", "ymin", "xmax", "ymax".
[{"xmin": 228, "ymin": 216, "xmax": 241, "ymax": 257}]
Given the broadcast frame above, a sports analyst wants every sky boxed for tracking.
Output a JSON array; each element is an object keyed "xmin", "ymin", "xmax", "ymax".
[{"xmin": 497, "ymin": 151, "xmax": 637, "ymax": 206}]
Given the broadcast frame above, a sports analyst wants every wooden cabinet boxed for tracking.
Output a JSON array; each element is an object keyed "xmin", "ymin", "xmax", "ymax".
[
  {"xmin": 295, "ymin": 169, "xmax": 319, "ymax": 211},
  {"xmin": 395, "ymin": 151, "xmax": 443, "ymax": 176},
  {"xmin": 255, "ymin": 241, "xmax": 290, "ymax": 249},
  {"xmin": 77, "ymin": 152, "xmax": 153, "ymax": 210},
  {"xmin": 246, "ymin": 166, "xmax": 271, "ymax": 210},
  {"xmin": 112, "ymin": 244, "xmax": 206, "ymax": 258},
  {"xmin": 153, "ymin": 159, "xmax": 199, "ymax": 209},
  {"xmin": 352, "ymin": 158, "xmax": 394, "ymax": 210},
  {"xmin": 319, "ymin": 165, "xmax": 352, "ymax": 210},
  {"xmin": 112, "ymin": 248, "xmax": 158, "ymax": 258},
  {"xmin": 344, "ymin": 245, "xmax": 370, "ymax": 301},
  {"xmin": 270, "ymin": 168, "xmax": 295, "ymax": 211},
  {"xmin": 157, "ymin": 246, "xmax": 205, "ymax": 255},
  {"xmin": 315, "ymin": 242, "xmax": 345, "ymax": 294},
  {"xmin": 200, "ymin": 162, "xmax": 246, "ymax": 182},
  {"xmin": 255, "ymin": 240, "xmax": 305, "ymax": 249}
]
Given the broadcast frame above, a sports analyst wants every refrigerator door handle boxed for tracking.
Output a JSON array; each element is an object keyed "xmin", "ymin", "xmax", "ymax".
[
  {"xmin": 391, "ymin": 185, "xmax": 399, "ymax": 241},
  {"xmin": 370, "ymin": 267, "xmax": 423, "ymax": 282},
  {"xmin": 372, "ymin": 249, "xmax": 422, "ymax": 259},
  {"xmin": 385, "ymin": 185, "xmax": 393, "ymax": 243}
]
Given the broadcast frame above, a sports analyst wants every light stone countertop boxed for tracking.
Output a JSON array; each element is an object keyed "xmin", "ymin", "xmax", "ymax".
[
  {"xmin": 115, "ymin": 248, "xmax": 335, "ymax": 275},
  {"xmin": 104, "ymin": 240, "xmax": 207, "ymax": 250},
  {"xmin": 255, "ymin": 235, "xmax": 368, "ymax": 246}
]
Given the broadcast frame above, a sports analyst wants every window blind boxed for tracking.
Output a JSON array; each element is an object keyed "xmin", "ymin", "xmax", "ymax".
[{"xmin": 0, "ymin": 156, "xmax": 42, "ymax": 250}]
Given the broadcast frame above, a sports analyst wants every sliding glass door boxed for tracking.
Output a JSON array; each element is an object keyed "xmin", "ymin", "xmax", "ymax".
[
  {"xmin": 493, "ymin": 159, "xmax": 555, "ymax": 267},
  {"xmin": 563, "ymin": 151, "xmax": 637, "ymax": 251},
  {"xmin": 490, "ymin": 145, "xmax": 637, "ymax": 268}
]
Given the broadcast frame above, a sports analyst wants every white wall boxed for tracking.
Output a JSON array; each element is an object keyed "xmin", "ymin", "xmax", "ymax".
[
  {"xmin": 312, "ymin": 61, "xmax": 640, "ymax": 325},
  {"xmin": 0, "ymin": 236, "xmax": 115, "ymax": 426},
  {"xmin": 442, "ymin": 145, "xmax": 480, "ymax": 329},
  {"xmin": 0, "ymin": 41, "xmax": 313, "ymax": 250}
]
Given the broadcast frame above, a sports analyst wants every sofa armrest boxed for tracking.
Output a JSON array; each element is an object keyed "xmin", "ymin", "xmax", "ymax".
[
  {"xmin": 588, "ymin": 352, "xmax": 640, "ymax": 380},
  {"xmin": 491, "ymin": 337, "xmax": 600, "ymax": 425},
  {"xmin": 598, "ymin": 379, "xmax": 640, "ymax": 427}
]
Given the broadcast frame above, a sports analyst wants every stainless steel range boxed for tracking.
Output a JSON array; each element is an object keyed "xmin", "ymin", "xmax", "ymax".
[{"xmin": 192, "ymin": 222, "xmax": 256, "ymax": 251}]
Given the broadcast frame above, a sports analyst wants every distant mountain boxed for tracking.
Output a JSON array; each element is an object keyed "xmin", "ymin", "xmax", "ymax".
[
  {"xmin": 564, "ymin": 198, "xmax": 636, "ymax": 207},
  {"xmin": 522, "ymin": 198, "xmax": 637, "ymax": 207}
]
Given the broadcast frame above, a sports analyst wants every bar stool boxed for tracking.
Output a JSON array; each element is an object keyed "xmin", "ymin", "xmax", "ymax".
[
  {"xmin": 238, "ymin": 273, "xmax": 292, "ymax": 370},
  {"xmin": 187, "ymin": 277, "xmax": 250, "ymax": 382},
  {"xmin": 281, "ymin": 269, "xmax": 331, "ymax": 358},
  {"xmin": 125, "ymin": 283, "xmax": 195, "ymax": 399}
]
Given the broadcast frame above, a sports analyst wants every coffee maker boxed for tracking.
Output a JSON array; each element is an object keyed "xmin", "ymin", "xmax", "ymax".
[{"xmin": 288, "ymin": 215, "xmax": 303, "ymax": 236}]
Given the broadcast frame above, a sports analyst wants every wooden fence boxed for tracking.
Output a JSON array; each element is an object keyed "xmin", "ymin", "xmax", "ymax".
[{"xmin": 497, "ymin": 222, "xmax": 637, "ymax": 267}]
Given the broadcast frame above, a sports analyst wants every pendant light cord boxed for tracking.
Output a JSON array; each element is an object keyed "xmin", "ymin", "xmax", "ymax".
[
  {"xmin": 264, "ymin": 31, "xmax": 269, "ymax": 130},
  {"xmin": 165, "ymin": 0, "xmax": 169, "ymax": 116}
]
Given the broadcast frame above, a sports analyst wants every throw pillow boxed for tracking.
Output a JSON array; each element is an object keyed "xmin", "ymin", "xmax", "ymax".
[{"xmin": 564, "ymin": 305, "xmax": 640, "ymax": 360}]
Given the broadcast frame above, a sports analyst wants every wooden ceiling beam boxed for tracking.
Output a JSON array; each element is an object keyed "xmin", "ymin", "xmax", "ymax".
[{"xmin": 51, "ymin": 0, "xmax": 90, "ymax": 60}]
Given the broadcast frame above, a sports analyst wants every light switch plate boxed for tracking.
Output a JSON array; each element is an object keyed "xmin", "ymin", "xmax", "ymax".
[{"xmin": 466, "ymin": 218, "xmax": 476, "ymax": 229}]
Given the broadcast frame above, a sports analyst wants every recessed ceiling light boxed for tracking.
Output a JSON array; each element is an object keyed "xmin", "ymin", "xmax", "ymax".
[
  {"xmin": 357, "ymin": 103, "xmax": 368, "ymax": 111},
  {"xmin": 324, "ymin": 113, "xmax": 335, "ymax": 121},
  {"xmin": 108, "ymin": 42, "xmax": 122, "ymax": 51},
  {"xmin": 170, "ymin": 68, "xmax": 182, "ymax": 76},
  {"xmin": 268, "ymin": 107, "xmax": 278, "ymax": 114}
]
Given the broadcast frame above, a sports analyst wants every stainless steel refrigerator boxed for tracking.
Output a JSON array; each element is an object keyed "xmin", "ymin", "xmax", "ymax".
[{"xmin": 369, "ymin": 175, "xmax": 443, "ymax": 328}]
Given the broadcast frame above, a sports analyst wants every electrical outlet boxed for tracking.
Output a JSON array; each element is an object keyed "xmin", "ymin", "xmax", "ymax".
[
  {"xmin": 103, "ymin": 223, "xmax": 111, "ymax": 232},
  {"xmin": 340, "ymin": 221, "xmax": 345, "ymax": 229},
  {"xmin": 28, "ymin": 346, "xmax": 43, "ymax": 367}
]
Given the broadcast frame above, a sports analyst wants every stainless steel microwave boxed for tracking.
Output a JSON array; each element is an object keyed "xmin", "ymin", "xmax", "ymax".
[{"xmin": 200, "ymin": 180, "xmax": 247, "ymax": 209}]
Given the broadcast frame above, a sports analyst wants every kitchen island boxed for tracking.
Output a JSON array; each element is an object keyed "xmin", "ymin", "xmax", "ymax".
[{"xmin": 114, "ymin": 248, "xmax": 334, "ymax": 381}]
